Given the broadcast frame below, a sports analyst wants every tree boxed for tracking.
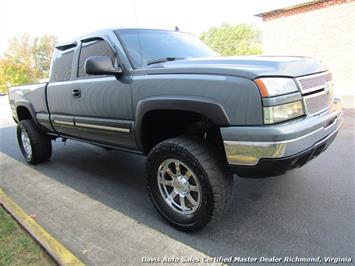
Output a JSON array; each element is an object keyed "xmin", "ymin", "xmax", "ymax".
[
  {"xmin": 0, "ymin": 34, "xmax": 57, "ymax": 93},
  {"xmin": 200, "ymin": 23, "xmax": 262, "ymax": 56},
  {"xmin": 32, "ymin": 35, "xmax": 58, "ymax": 78},
  {"xmin": 0, "ymin": 58, "xmax": 37, "ymax": 92}
]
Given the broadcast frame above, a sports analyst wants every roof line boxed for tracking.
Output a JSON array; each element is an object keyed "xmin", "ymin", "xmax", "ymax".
[{"xmin": 255, "ymin": 0, "xmax": 326, "ymax": 17}]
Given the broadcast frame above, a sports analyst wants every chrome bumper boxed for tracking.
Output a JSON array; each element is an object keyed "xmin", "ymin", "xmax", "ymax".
[{"xmin": 223, "ymin": 99, "xmax": 342, "ymax": 166}]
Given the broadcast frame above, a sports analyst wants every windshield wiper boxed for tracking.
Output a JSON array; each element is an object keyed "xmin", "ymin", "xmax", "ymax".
[{"xmin": 146, "ymin": 57, "xmax": 185, "ymax": 66}]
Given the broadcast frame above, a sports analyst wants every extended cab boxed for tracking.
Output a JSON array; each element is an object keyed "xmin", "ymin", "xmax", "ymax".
[{"xmin": 8, "ymin": 28, "xmax": 342, "ymax": 231}]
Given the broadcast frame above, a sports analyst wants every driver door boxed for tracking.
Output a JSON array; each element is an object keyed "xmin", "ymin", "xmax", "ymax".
[{"xmin": 70, "ymin": 38, "xmax": 135, "ymax": 149}]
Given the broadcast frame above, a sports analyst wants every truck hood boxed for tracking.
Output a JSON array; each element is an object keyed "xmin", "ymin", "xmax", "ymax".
[{"xmin": 145, "ymin": 56, "xmax": 327, "ymax": 79}]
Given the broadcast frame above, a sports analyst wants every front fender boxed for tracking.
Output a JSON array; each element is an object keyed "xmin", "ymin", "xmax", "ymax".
[{"xmin": 134, "ymin": 96, "xmax": 231, "ymax": 150}]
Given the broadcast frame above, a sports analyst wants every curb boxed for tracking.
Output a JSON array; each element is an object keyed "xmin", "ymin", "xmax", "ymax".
[{"xmin": 0, "ymin": 188, "xmax": 85, "ymax": 266}]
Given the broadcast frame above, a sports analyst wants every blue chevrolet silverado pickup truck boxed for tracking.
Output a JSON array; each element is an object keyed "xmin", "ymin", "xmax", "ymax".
[{"xmin": 8, "ymin": 28, "xmax": 342, "ymax": 231}]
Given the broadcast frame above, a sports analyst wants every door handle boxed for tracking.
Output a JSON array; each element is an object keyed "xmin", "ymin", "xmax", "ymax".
[{"xmin": 72, "ymin": 89, "xmax": 81, "ymax": 97}]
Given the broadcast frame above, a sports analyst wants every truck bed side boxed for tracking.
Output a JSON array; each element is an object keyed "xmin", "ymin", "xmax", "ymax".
[{"xmin": 8, "ymin": 83, "xmax": 55, "ymax": 132}]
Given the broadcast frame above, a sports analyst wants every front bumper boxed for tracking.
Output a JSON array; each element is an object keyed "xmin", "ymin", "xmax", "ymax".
[{"xmin": 222, "ymin": 98, "xmax": 342, "ymax": 178}]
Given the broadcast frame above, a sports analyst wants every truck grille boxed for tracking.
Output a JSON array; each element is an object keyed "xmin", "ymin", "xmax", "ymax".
[
  {"xmin": 296, "ymin": 71, "xmax": 333, "ymax": 115},
  {"xmin": 297, "ymin": 72, "xmax": 332, "ymax": 94},
  {"xmin": 303, "ymin": 91, "xmax": 333, "ymax": 114}
]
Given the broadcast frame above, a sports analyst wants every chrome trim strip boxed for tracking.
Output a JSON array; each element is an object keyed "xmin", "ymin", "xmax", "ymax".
[
  {"xmin": 53, "ymin": 120, "xmax": 74, "ymax": 126},
  {"xmin": 304, "ymin": 89, "xmax": 327, "ymax": 99},
  {"xmin": 71, "ymin": 76, "xmax": 116, "ymax": 84},
  {"xmin": 75, "ymin": 122, "xmax": 130, "ymax": 133},
  {"xmin": 224, "ymin": 115, "xmax": 342, "ymax": 166},
  {"xmin": 225, "ymin": 126, "xmax": 324, "ymax": 147}
]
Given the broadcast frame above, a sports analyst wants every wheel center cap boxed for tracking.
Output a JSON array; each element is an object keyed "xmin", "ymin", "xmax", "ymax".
[{"xmin": 174, "ymin": 175, "xmax": 189, "ymax": 194}]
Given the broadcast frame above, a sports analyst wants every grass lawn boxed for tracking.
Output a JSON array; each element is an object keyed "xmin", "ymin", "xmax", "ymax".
[{"xmin": 0, "ymin": 206, "xmax": 55, "ymax": 266}]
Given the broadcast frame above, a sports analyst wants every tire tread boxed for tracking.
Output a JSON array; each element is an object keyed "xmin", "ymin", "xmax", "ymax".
[
  {"xmin": 17, "ymin": 119, "xmax": 52, "ymax": 164},
  {"xmin": 146, "ymin": 135, "xmax": 234, "ymax": 231}
]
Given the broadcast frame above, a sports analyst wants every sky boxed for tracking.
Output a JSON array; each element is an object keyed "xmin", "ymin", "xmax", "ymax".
[{"xmin": 0, "ymin": 0, "xmax": 306, "ymax": 54}]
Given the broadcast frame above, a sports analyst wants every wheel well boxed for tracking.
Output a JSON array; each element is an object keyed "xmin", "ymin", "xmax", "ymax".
[
  {"xmin": 17, "ymin": 106, "xmax": 33, "ymax": 121},
  {"xmin": 140, "ymin": 110, "xmax": 225, "ymax": 155}
]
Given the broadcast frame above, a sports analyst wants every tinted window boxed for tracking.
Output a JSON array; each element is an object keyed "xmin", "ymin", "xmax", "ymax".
[
  {"xmin": 51, "ymin": 49, "xmax": 74, "ymax": 82},
  {"xmin": 116, "ymin": 29, "xmax": 217, "ymax": 68},
  {"xmin": 78, "ymin": 40, "xmax": 115, "ymax": 78}
]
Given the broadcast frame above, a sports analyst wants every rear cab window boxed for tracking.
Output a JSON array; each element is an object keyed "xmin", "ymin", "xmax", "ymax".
[{"xmin": 50, "ymin": 48, "xmax": 75, "ymax": 82}]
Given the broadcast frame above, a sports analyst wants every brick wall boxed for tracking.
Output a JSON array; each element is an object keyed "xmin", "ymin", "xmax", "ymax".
[{"xmin": 261, "ymin": 0, "xmax": 355, "ymax": 108}]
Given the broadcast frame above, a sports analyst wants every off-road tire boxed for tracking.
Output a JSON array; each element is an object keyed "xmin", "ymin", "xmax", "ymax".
[
  {"xmin": 17, "ymin": 119, "xmax": 52, "ymax": 164},
  {"xmin": 145, "ymin": 136, "xmax": 234, "ymax": 231}
]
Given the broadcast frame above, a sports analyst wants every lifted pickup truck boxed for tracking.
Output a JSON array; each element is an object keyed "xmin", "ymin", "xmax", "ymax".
[{"xmin": 9, "ymin": 28, "xmax": 342, "ymax": 231}]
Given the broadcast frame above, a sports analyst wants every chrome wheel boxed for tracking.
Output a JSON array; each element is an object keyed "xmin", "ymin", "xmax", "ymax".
[
  {"xmin": 157, "ymin": 159, "xmax": 201, "ymax": 214},
  {"xmin": 21, "ymin": 128, "xmax": 32, "ymax": 159}
]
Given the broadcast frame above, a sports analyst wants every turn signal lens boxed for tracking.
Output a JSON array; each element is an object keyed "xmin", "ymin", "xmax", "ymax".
[{"xmin": 255, "ymin": 78, "xmax": 298, "ymax": 97}]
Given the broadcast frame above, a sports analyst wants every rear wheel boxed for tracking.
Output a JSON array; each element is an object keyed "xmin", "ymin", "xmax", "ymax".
[
  {"xmin": 145, "ymin": 136, "xmax": 233, "ymax": 231},
  {"xmin": 17, "ymin": 119, "xmax": 52, "ymax": 164}
]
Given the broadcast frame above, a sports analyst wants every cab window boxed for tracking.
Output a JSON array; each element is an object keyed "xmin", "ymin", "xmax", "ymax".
[
  {"xmin": 78, "ymin": 39, "xmax": 115, "ymax": 78},
  {"xmin": 50, "ymin": 48, "xmax": 75, "ymax": 82}
]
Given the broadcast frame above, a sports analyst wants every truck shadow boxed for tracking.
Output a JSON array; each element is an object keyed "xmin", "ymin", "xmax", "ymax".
[{"xmin": 0, "ymin": 122, "xmax": 353, "ymax": 259}]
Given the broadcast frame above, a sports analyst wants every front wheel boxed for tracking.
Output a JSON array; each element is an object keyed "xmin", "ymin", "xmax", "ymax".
[
  {"xmin": 145, "ymin": 136, "xmax": 234, "ymax": 231},
  {"xmin": 17, "ymin": 119, "xmax": 52, "ymax": 164}
]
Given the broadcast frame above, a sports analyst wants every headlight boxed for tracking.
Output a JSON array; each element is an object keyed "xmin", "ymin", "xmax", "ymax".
[
  {"xmin": 255, "ymin": 78, "xmax": 298, "ymax": 97},
  {"xmin": 264, "ymin": 101, "xmax": 304, "ymax": 124}
]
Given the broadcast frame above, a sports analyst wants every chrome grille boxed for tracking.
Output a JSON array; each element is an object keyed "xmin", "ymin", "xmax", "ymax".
[
  {"xmin": 297, "ymin": 72, "xmax": 332, "ymax": 94},
  {"xmin": 303, "ymin": 91, "xmax": 333, "ymax": 114},
  {"xmin": 296, "ymin": 71, "xmax": 333, "ymax": 115}
]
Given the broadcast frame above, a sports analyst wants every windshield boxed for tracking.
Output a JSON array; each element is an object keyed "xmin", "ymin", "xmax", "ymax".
[{"xmin": 115, "ymin": 29, "xmax": 217, "ymax": 68}]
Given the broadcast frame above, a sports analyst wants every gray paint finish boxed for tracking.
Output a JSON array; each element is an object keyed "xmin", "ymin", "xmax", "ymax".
[
  {"xmin": 132, "ymin": 74, "xmax": 263, "ymax": 125},
  {"xmin": 145, "ymin": 56, "xmax": 327, "ymax": 79},
  {"xmin": 221, "ymin": 107, "xmax": 342, "ymax": 142},
  {"xmin": 9, "ymin": 83, "xmax": 48, "ymax": 119},
  {"xmin": 262, "ymin": 92, "xmax": 302, "ymax": 107},
  {"xmin": 69, "ymin": 77, "xmax": 133, "ymax": 120}
]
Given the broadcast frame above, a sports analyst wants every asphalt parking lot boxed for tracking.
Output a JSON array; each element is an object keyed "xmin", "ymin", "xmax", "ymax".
[{"xmin": 0, "ymin": 95, "xmax": 354, "ymax": 264}]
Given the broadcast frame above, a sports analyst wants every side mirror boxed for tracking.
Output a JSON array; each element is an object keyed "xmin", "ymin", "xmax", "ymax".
[{"xmin": 85, "ymin": 56, "xmax": 122, "ymax": 75}]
